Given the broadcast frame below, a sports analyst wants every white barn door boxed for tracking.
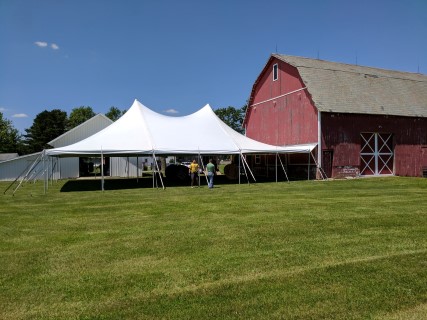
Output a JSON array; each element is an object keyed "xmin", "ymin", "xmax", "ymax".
[{"xmin": 360, "ymin": 133, "xmax": 393, "ymax": 176}]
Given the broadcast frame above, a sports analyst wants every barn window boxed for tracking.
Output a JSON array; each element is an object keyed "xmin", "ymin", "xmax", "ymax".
[
  {"xmin": 273, "ymin": 63, "xmax": 278, "ymax": 81},
  {"xmin": 255, "ymin": 155, "xmax": 261, "ymax": 164}
]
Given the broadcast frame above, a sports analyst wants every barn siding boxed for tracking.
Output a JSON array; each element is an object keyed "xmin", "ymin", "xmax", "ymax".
[
  {"xmin": 246, "ymin": 58, "xmax": 318, "ymax": 145},
  {"xmin": 246, "ymin": 55, "xmax": 427, "ymax": 179},
  {"xmin": 322, "ymin": 113, "xmax": 427, "ymax": 177}
]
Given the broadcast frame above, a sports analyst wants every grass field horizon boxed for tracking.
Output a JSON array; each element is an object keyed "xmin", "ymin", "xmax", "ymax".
[{"xmin": 1, "ymin": 177, "xmax": 426, "ymax": 319}]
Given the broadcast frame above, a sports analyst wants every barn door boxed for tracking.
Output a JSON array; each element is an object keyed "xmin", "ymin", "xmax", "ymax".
[{"xmin": 360, "ymin": 133, "xmax": 394, "ymax": 176}]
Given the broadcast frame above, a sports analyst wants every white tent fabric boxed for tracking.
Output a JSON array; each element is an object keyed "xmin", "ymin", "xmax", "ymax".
[{"xmin": 46, "ymin": 100, "xmax": 316, "ymax": 157}]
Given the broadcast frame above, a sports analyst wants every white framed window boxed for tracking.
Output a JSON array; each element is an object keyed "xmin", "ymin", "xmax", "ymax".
[{"xmin": 273, "ymin": 63, "xmax": 278, "ymax": 81}]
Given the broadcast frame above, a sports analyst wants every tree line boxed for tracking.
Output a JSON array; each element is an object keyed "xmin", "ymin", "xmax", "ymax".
[{"xmin": 0, "ymin": 105, "xmax": 246, "ymax": 156}]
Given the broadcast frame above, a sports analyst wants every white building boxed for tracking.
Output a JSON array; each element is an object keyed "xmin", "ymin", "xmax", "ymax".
[{"xmin": 0, "ymin": 114, "xmax": 155, "ymax": 181}]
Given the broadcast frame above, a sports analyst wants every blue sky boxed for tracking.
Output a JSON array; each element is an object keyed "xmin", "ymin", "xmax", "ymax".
[{"xmin": 1, "ymin": 0, "xmax": 426, "ymax": 134}]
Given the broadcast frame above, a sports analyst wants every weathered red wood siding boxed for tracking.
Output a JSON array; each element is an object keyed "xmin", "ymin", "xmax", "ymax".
[
  {"xmin": 322, "ymin": 113, "xmax": 427, "ymax": 177},
  {"xmin": 246, "ymin": 58, "xmax": 318, "ymax": 145}
]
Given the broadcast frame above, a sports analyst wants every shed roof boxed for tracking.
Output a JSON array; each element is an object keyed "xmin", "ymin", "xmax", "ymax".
[
  {"xmin": 273, "ymin": 54, "xmax": 427, "ymax": 117},
  {"xmin": 48, "ymin": 113, "xmax": 113, "ymax": 148},
  {"xmin": 0, "ymin": 153, "xmax": 19, "ymax": 161}
]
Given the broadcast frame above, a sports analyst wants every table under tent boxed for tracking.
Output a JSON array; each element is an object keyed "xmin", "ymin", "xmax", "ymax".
[{"xmin": 10, "ymin": 100, "xmax": 319, "ymax": 194}]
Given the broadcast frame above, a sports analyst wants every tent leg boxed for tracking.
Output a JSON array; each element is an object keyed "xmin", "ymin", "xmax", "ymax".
[
  {"xmin": 277, "ymin": 153, "xmax": 290, "ymax": 183},
  {"xmin": 309, "ymin": 151, "xmax": 326, "ymax": 180},
  {"xmin": 44, "ymin": 151, "xmax": 47, "ymax": 194},
  {"xmin": 137, "ymin": 156, "xmax": 139, "ymax": 183},
  {"xmin": 198, "ymin": 153, "xmax": 208, "ymax": 186},
  {"xmin": 238, "ymin": 155, "xmax": 241, "ymax": 185},
  {"xmin": 152, "ymin": 152, "xmax": 165, "ymax": 190},
  {"xmin": 6, "ymin": 151, "xmax": 42, "ymax": 195},
  {"xmin": 241, "ymin": 153, "xmax": 256, "ymax": 183},
  {"xmin": 240, "ymin": 154, "xmax": 250, "ymax": 184},
  {"xmin": 275, "ymin": 153, "xmax": 278, "ymax": 183},
  {"xmin": 101, "ymin": 149, "xmax": 104, "ymax": 191}
]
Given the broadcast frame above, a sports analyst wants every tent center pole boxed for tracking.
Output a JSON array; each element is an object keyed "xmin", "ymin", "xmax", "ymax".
[{"xmin": 101, "ymin": 148, "xmax": 104, "ymax": 191}]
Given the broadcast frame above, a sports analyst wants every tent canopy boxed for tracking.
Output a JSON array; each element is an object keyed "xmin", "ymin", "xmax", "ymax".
[{"xmin": 46, "ymin": 100, "xmax": 316, "ymax": 157}]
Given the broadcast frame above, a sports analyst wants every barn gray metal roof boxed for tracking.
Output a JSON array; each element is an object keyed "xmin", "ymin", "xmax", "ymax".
[{"xmin": 273, "ymin": 54, "xmax": 427, "ymax": 118}]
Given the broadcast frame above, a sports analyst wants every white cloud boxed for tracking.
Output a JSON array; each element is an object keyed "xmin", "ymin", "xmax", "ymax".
[
  {"xmin": 0, "ymin": 107, "xmax": 6, "ymax": 112},
  {"xmin": 34, "ymin": 41, "xmax": 60, "ymax": 50},
  {"xmin": 35, "ymin": 41, "xmax": 48, "ymax": 47},
  {"xmin": 164, "ymin": 108, "xmax": 179, "ymax": 114},
  {"xmin": 12, "ymin": 113, "xmax": 28, "ymax": 118}
]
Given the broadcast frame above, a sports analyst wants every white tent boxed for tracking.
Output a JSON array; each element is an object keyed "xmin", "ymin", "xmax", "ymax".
[
  {"xmin": 46, "ymin": 99, "xmax": 316, "ymax": 157},
  {"xmin": 44, "ymin": 100, "xmax": 319, "ymax": 189}
]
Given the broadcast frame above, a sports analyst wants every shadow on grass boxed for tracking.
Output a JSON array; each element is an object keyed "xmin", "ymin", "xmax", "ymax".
[
  {"xmin": 60, "ymin": 175, "xmax": 239, "ymax": 192},
  {"xmin": 59, "ymin": 175, "xmax": 292, "ymax": 192}
]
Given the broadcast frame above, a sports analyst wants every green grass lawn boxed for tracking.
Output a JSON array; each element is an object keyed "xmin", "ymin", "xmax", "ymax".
[{"xmin": 1, "ymin": 177, "xmax": 426, "ymax": 319}]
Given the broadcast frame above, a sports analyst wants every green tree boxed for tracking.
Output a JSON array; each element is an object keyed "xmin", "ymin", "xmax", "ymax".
[
  {"xmin": 105, "ymin": 106, "xmax": 126, "ymax": 121},
  {"xmin": 23, "ymin": 109, "xmax": 67, "ymax": 153},
  {"xmin": 0, "ymin": 112, "xmax": 21, "ymax": 153},
  {"xmin": 214, "ymin": 105, "xmax": 247, "ymax": 134},
  {"xmin": 67, "ymin": 106, "xmax": 95, "ymax": 130}
]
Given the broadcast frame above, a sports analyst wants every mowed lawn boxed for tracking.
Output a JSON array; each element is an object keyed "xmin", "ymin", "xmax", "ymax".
[{"xmin": 1, "ymin": 177, "xmax": 426, "ymax": 319}]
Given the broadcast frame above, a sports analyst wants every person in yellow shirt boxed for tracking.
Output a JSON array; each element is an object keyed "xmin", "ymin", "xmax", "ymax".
[{"xmin": 189, "ymin": 159, "xmax": 199, "ymax": 188}]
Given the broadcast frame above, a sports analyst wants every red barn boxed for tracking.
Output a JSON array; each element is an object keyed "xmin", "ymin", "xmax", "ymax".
[{"xmin": 243, "ymin": 54, "xmax": 427, "ymax": 179}]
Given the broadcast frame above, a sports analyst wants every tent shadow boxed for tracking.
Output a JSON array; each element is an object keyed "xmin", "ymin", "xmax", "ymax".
[{"xmin": 59, "ymin": 175, "xmax": 262, "ymax": 192}]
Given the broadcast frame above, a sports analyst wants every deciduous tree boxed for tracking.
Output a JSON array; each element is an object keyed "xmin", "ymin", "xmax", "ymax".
[
  {"xmin": 214, "ymin": 105, "xmax": 247, "ymax": 134},
  {"xmin": 67, "ymin": 106, "xmax": 95, "ymax": 130},
  {"xmin": 105, "ymin": 106, "xmax": 126, "ymax": 121},
  {"xmin": 0, "ymin": 112, "xmax": 20, "ymax": 153}
]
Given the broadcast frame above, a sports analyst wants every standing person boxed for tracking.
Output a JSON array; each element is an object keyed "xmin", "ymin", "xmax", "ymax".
[
  {"xmin": 189, "ymin": 159, "xmax": 199, "ymax": 188},
  {"xmin": 206, "ymin": 159, "xmax": 215, "ymax": 189}
]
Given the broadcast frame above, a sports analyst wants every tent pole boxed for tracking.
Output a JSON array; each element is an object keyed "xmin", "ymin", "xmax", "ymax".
[
  {"xmin": 307, "ymin": 151, "xmax": 310, "ymax": 180},
  {"xmin": 277, "ymin": 153, "xmax": 290, "ymax": 183},
  {"xmin": 44, "ymin": 151, "xmax": 47, "ymax": 194},
  {"xmin": 50, "ymin": 156, "xmax": 53, "ymax": 185},
  {"xmin": 239, "ymin": 154, "xmax": 250, "ymax": 184},
  {"xmin": 152, "ymin": 154, "xmax": 155, "ymax": 188},
  {"xmin": 46, "ymin": 153, "xmax": 49, "ymax": 190},
  {"xmin": 127, "ymin": 156, "xmax": 129, "ymax": 179},
  {"xmin": 57, "ymin": 156, "xmax": 61, "ymax": 181},
  {"xmin": 7, "ymin": 151, "xmax": 42, "ymax": 195},
  {"xmin": 238, "ymin": 155, "xmax": 241, "ymax": 185},
  {"xmin": 275, "ymin": 153, "xmax": 279, "ymax": 183},
  {"xmin": 137, "ymin": 156, "xmax": 139, "ymax": 183},
  {"xmin": 101, "ymin": 148, "xmax": 104, "ymax": 191},
  {"xmin": 240, "ymin": 154, "xmax": 250, "ymax": 184},
  {"xmin": 153, "ymin": 152, "xmax": 165, "ymax": 190},
  {"xmin": 309, "ymin": 151, "xmax": 326, "ymax": 180},
  {"xmin": 198, "ymin": 151, "xmax": 208, "ymax": 186},
  {"xmin": 241, "ymin": 153, "xmax": 256, "ymax": 183}
]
